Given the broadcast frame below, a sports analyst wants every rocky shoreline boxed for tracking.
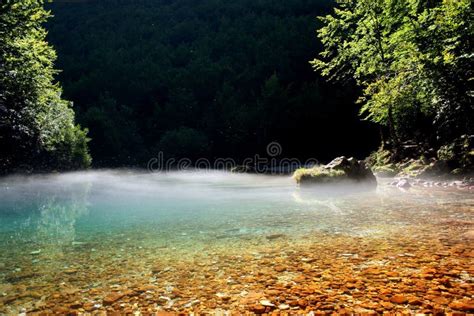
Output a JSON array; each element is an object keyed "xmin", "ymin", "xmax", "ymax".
[
  {"xmin": 387, "ymin": 177, "xmax": 474, "ymax": 191},
  {"xmin": 294, "ymin": 157, "xmax": 376, "ymax": 187},
  {"xmin": 292, "ymin": 153, "xmax": 474, "ymax": 192}
]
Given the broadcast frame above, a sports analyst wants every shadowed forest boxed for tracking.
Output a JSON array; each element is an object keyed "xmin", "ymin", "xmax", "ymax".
[
  {"xmin": 1, "ymin": 0, "xmax": 472, "ymax": 173},
  {"xmin": 45, "ymin": 0, "xmax": 378, "ymax": 167}
]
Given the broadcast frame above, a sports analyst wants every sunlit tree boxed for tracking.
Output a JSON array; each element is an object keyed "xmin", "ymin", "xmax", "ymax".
[
  {"xmin": 313, "ymin": 0, "xmax": 473, "ymax": 150},
  {"xmin": 0, "ymin": 0, "xmax": 91, "ymax": 172}
]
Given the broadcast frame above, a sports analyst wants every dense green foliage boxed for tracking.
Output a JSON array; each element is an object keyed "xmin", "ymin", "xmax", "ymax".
[
  {"xmin": 2, "ymin": 0, "xmax": 471, "ymax": 172},
  {"xmin": 313, "ymin": 0, "xmax": 473, "ymax": 160},
  {"xmin": 0, "ymin": 0, "xmax": 91, "ymax": 173},
  {"xmin": 46, "ymin": 0, "xmax": 378, "ymax": 166}
]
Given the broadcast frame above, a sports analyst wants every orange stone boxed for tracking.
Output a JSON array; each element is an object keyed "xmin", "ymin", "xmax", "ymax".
[
  {"xmin": 449, "ymin": 300, "xmax": 474, "ymax": 312},
  {"xmin": 252, "ymin": 305, "xmax": 267, "ymax": 313},
  {"xmin": 265, "ymin": 289, "xmax": 281, "ymax": 296},
  {"xmin": 89, "ymin": 288, "xmax": 101, "ymax": 295},
  {"xmin": 432, "ymin": 296, "xmax": 449, "ymax": 305},
  {"xmin": 293, "ymin": 275, "xmax": 306, "ymax": 283},
  {"xmin": 298, "ymin": 299, "xmax": 308, "ymax": 307},
  {"xmin": 379, "ymin": 288, "xmax": 392, "ymax": 295},
  {"xmin": 135, "ymin": 285, "xmax": 156, "ymax": 293},
  {"xmin": 83, "ymin": 302, "xmax": 96, "ymax": 312},
  {"xmin": 390, "ymin": 294, "xmax": 408, "ymax": 304},
  {"xmin": 240, "ymin": 291, "xmax": 264, "ymax": 305},
  {"xmin": 380, "ymin": 301, "xmax": 394, "ymax": 309},
  {"xmin": 408, "ymin": 297, "xmax": 423, "ymax": 305},
  {"xmin": 103, "ymin": 292, "xmax": 124, "ymax": 305}
]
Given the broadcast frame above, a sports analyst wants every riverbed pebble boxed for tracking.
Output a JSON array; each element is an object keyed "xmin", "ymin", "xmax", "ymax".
[{"xmin": 1, "ymin": 220, "xmax": 473, "ymax": 314}]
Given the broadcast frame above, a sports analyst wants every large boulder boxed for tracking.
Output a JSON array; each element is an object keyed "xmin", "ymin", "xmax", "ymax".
[{"xmin": 294, "ymin": 156, "xmax": 377, "ymax": 187}]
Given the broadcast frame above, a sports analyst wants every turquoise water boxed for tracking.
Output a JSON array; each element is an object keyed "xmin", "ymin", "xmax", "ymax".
[{"xmin": 0, "ymin": 170, "xmax": 473, "ymax": 313}]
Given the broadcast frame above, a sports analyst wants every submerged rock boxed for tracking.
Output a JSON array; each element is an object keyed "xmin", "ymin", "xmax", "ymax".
[
  {"xmin": 5, "ymin": 271, "xmax": 38, "ymax": 283},
  {"xmin": 449, "ymin": 300, "xmax": 474, "ymax": 312},
  {"xmin": 396, "ymin": 178, "xmax": 411, "ymax": 189},
  {"xmin": 71, "ymin": 241, "xmax": 87, "ymax": 246},
  {"xmin": 278, "ymin": 303, "xmax": 290, "ymax": 310},
  {"xmin": 293, "ymin": 156, "xmax": 376, "ymax": 187},
  {"xmin": 265, "ymin": 234, "xmax": 286, "ymax": 240},
  {"xmin": 260, "ymin": 299, "xmax": 275, "ymax": 307},
  {"xmin": 215, "ymin": 292, "xmax": 231, "ymax": 301},
  {"xmin": 388, "ymin": 176, "xmax": 474, "ymax": 191},
  {"xmin": 462, "ymin": 230, "xmax": 474, "ymax": 240},
  {"xmin": 103, "ymin": 292, "xmax": 124, "ymax": 305},
  {"xmin": 230, "ymin": 165, "xmax": 255, "ymax": 174},
  {"xmin": 63, "ymin": 268, "xmax": 78, "ymax": 274},
  {"xmin": 390, "ymin": 294, "xmax": 408, "ymax": 304}
]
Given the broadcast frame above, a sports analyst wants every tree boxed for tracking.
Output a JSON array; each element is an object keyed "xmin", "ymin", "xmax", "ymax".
[
  {"xmin": 415, "ymin": 0, "xmax": 473, "ymax": 143},
  {"xmin": 312, "ymin": 0, "xmax": 473, "ymax": 153},
  {"xmin": 0, "ymin": 0, "xmax": 91, "ymax": 172}
]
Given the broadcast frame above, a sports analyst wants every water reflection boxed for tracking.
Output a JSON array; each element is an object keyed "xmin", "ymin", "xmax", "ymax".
[{"xmin": 0, "ymin": 176, "xmax": 90, "ymax": 254}]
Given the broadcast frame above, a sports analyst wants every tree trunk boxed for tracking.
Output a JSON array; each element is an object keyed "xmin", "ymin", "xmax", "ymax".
[{"xmin": 387, "ymin": 103, "xmax": 400, "ymax": 158}]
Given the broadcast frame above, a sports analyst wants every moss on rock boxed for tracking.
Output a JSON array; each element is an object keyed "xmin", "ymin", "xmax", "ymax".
[
  {"xmin": 294, "ymin": 156, "xmax": 376, "ymax": 186},
  {"xmin": 293, "ymin": 167, "xmax": 346, "ymax": 185},
  {"xmin": 372, "ymin": 164, "xmax": 399, "ymax": 177}
]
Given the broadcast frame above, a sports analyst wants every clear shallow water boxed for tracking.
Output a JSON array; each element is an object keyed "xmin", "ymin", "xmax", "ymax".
[{"xmin": 0, "ymin": 170, "xmax": 473, "ymax": 314}]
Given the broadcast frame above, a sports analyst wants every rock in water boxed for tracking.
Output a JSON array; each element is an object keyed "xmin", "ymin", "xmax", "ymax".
[
  {"xmin": 230, "ymin": 165, "xmax": 255, "ymax": 174},
  {"xmin": 260, "ymin": 299, "xmax": 275, "ymax": 307},
  {"xmin": 265, "ymin": 234, "xmax": 286, "ymax": 240},
  {"xmin": 103, "ymin": 292, "xmax": 125, "ymax": 305},
  {"xmin": 293, "ymin": 156, "xmax": 376, "ymax": 187},
  {"xmin": 278, "ymin": 304, "xmax": 290, "ymax": 310},
  {"xmin": 396, "ymin": 178, "xmax": 411, "ymax": 188}
]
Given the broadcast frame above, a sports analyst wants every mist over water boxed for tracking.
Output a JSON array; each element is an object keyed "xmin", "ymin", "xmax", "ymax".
[
  {"xmin": 0, "ymin": 170, "xmax": 472, "ymax": 247},
  {"xmin": 0, "ymin": 170, "xmax": 473, "ymax": 314}
]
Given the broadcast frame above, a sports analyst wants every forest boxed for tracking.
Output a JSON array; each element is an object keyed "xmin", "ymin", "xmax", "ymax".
[
  {"xmin": 44, "ymin": 0, "xmax": 380, "ymax": 167},
  {"xmin": 0, "ymin": 0, "xmax": 472, "ymax": 173}
]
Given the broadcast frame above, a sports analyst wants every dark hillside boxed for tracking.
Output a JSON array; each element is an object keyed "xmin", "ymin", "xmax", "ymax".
[{"xmin": 46, "ymin": 0, "xmax": 378, "ymax": 166}]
